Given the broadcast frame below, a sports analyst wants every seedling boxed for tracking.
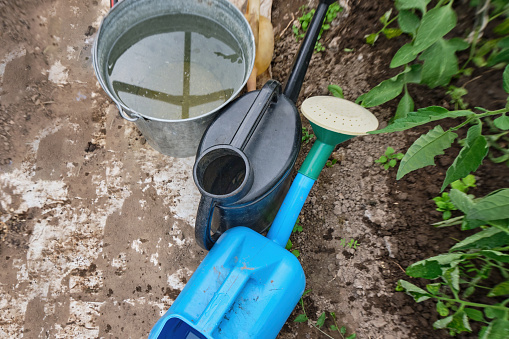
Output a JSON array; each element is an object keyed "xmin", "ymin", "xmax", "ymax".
[
  {"xmin": 339, "ymin": 237, "xmax": 359, "ymax": 250},
  {"xmin": 285, "ymin": 239, "xmax": 300, "ymax": 258},
  {"xmin": 293, "ymin": 218, "xmax": 303, "ymax": 233},
  {"xmin": 302, "ymin": 126, "xmax": 315, "ymax": 144},
  {"xmin": 446, "ymin": 86, "xmax": 469, "ymax": 110},
  {"xmin": 293, "ymin": 3, "xmax": 342, "ymax": 52},
  {"xmin": 375, "ymin": 146, "xmax": 404, "ymax": 170},
  {"xmin": 365, "ymin": 9, "xmax": 402, "ymax": 46},
  {"xmin": 295, "ymin": 291, "xmax": 357, "ymax": 339},
  {"xmin": 433, "ymin": 175, "xmax": 476, "ymax": 220},
  {"xmin": 328, "ymin": 84, "xmax": 344, "ymax": 98}
]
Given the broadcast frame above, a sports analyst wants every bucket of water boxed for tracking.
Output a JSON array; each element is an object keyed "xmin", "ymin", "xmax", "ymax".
[{"xmin": 93, "ymin": 0, "xmax": 255, "ymax": 157}]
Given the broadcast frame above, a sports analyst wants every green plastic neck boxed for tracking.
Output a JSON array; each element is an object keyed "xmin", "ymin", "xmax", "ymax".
[{"xmin": 298, "ymin": 140, "xmax": 335, "ymax": 180}]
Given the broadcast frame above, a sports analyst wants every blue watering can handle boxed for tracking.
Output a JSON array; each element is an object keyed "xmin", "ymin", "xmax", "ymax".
[{"xmin": 195, "ymin": 196, "xmax": 221, "ymax": 250}]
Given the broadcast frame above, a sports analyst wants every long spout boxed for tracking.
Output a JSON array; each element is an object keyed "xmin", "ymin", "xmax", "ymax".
[{"xmin": 283, "ymin": 0, "xmax": 336, "ymax": 103}]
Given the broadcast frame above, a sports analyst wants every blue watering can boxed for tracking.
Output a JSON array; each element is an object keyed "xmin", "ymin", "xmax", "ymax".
[{"xmin": 149, "ymin": 95, "xmax": 379, "ymax": 338}]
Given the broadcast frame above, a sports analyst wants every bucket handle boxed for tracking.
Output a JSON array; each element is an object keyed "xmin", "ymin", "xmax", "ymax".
[{"xmin": 117, "ymin": 104, "xmax": 140, "ymax": 122}]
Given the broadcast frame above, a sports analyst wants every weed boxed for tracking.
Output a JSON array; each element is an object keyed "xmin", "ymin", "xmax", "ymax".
[
  {"xmin": 295, "ymin": 291, "xmax": 357, "ymax": 339},
  {"xmin": 328, "ymin": 84, "xmax": 344, "ymax": 98},
  {"xmin": 446, "ymin": 86, "xmax": 469, "ymax": 110},
  {"xmin": 285, "ymin": 239, "xmax": 300, "ymax": 258},
  {"xmin": 302, "ymin": 126, "xmax": 315, "ymax": 144},
  {"xmin": 433, "ymin": 175, "xmax": 476, "ymax": 220},
  {"xmin": 293, "ymin": 218, "xmax": 303, "ymax": 233},
  {"xmin": 326, "ymin": 159, "xmax": 338, "ymax": 168},
  {"xmin": 293, "ymin": 3, "xmax": 342, "ymax": 52},
  {"xmin": 375, "ymin": 147, "xmax": 404, "ymax": 170},
  {"xmin": 339, "ymin": 237, "xmax": 359, "ymax": 250}
]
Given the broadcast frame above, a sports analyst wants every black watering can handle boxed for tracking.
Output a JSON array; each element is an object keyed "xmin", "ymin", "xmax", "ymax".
[
  {"xmin": 230, "ymin": 80, "xmax": 281, "ymax": 150},
  {"xmin": 195, "ymin": 196, "xmax": 221, "ymax": 250},
  {"xmin": 284, "ymin": 0, "xmax": 336, "ymax": 103}
]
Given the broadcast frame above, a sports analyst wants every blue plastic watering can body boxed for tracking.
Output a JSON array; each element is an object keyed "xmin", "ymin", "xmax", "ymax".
[{"xmin": 149, "ymin": 227, "xmax": 306, "ymax": 339}]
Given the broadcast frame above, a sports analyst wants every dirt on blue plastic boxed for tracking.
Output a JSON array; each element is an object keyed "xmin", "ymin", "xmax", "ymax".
[{"xmin": 1, "ymin": 0, "xmax": 507, "ymax": 338}]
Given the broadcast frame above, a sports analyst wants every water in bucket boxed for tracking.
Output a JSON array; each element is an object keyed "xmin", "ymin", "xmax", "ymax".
[{"xmin": 106, "ymin": 14, "xmax": 246, "ymax": 120}]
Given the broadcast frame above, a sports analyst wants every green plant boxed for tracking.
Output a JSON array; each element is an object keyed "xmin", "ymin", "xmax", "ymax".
[
  {"xmin": 326, "ymin": 159, "xmax": 338, "ymax": 167},
  {"xmin": 302, "ymin": 126, "xmax": 315, "ymax": 144},
  {"xmin": 365, "ymin": 9, "xmax": 402, "ymax": 45},
  {"xmin": 293, "ymin": 3, "xmax": 343, "ymax": 52},
  {"xmin": 433, "ymin": 175, "xmax": 476, "ymax": 220},
  {"xmin": 369, "ymin": 66, "xmax": 509, "ymax": 191},
  {"xmin": 295, "ymin": 290, "xmax": 357, "ymax": 339},
  {"xmin": 397, "ymin": 188, "xmax": 509, "ymax": 338},
  {"xmin": 286, "ymin": 239, "xmax": 300, "ymax": 258},
  {"xmin": 375, "ymin": 146, "xmax": 405, "ymax": 170},
  {"xmin": 328, "ymin": 84, "xmax": 345, "ymax": 98},
  {"xmin": 293, "ymin": 218, "xmax": 303, "ymax": 233},
  {"xmin": 446, "ymin": 85, "xmax": 469, "ymax": 110},
  {"xmin": 358, "ymin": 0, "xmax": 509, "ymax": 120}
]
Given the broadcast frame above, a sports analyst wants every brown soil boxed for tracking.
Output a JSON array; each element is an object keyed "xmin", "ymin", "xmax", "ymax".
[{"xmin": 0, "ymin": 0, "xmax": 507, "ymax": 338}]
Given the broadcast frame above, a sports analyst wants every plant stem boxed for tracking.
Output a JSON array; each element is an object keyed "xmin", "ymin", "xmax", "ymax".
[{"xmin": 434, "ymin": 296, "xmax": 509, "ymax": 311}]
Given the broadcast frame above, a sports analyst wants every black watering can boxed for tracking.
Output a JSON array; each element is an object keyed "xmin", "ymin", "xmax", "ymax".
[{"xmin": 193, "ymin": 0, "xmax": 337, "ymax": 250}]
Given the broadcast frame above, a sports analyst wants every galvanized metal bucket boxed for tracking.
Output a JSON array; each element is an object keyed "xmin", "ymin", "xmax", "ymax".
[{"xmin": 93, "ymin": 0, "xmax": 255, "ymax": 158}]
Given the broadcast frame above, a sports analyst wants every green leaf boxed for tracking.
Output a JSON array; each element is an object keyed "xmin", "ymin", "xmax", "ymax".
[
  {"xmin": 383, "ymin": 28, "xmax": 403, "ymax": 39},
  {"xmin": 479, "ymin": 319, "xmax": 509, "ymax": 339},
  {"xmin": 369, "ymin": 106, "xmax": 473, "ymax": 134},
  {"xmin": 468, "ymin": 189, "xmax": 509, "ymax": 221},
  {"xmin": 330, "ymin": 325, "xmax": 338, "ymax": 331},
  {"xmin": 340, "ymin": 326, "xmax": 346, "ymax": 335},
  {"xmin": 391, "ymin": 43, "xmax": 420, "ymax": 68},
  {"xmin": 449, "ymin": 189, "xmax": 474, "ymax": 214},
  {"xmin": 292, "ymin": 249, "xmax": 300, "ymax": 258},
  {"xmin": 426, "ymin": 283, "xmax": 441, "ymax": 295},
  {"xmin": 433, "ymin": 315, "xmax": 453, "ymax": 329},
  {"xmin": 494, "ymin": 113, "xmax": 509, "ymax": 130},
  {"xmin": 448, "ymin": 310, "xmax": 472, "ymax": 333},
  {"xmin": 494, "ymin": 17, "xmax": 509, "ymax": 35},
  {"xmin": 437, "ymin": 301, "xmax": 449, "ymax": 316},
  {"xmin": 294, "ymin": 314, "xmax": 308, "ymax": 323},
  {"xmin": 379, "ymin": 10, "xmax": 392, "ymax": 25},
  {"xmin": 488, "ymin": 281, "xmax": 509, "ymax": 297},
  {"xmin": 465, "ymin": 308, "xmax": 485, "ymax": 322},
  {"xmin": 503, "ymin": 65, "xmax": 509, "ymax": 93},
  {"xmin": 396, "ymin": 280, "xmax": 432, "ymax": 302},
  {"xmin": 487, "ymin": 48, "xmax": 509, "ymax": 66},
  {"xmin": 395, "ymin": 0, "xmax": 431, "ymax": 13},
  {"xmin": 316, "ymin": 312, "xmax": 326, "ymax": 328},
  {"xmin": 443, "ymin": 266, "xmax": 460, "ymax": 293},
  {"xmin": 361, "ymin": 69, "xmax": 408, "ymax": 107},
  {"xmin": 376, "ymin": 155, "xmax": 388, "ymax": 163},
  {"xmin": 346, "ymin": 334, "xmax": 356, "ymax": 339},
  {"xmin": 441, "ymin": 135, "xmax": 488, "ymax": 191},
  {"xmin": 328, "ymin": 84, "xmax": 344, "ymax": 98},
  {"xmin": 451, "ymin": 227, "xmax": 509, "ymax": 251},
  {"xmin": 398, "ymin": 10, "xmax": 420, "ymax": 35},
  {"xmin": 365, "ymin": 33, "xmax": 379, "ymax": 45},
  {"xmin": 285, "ymin": 239, "xmax": 293, "ymax": 250},
  {"xmin": 480, "ymin": 250, "xmax": 509, "ymax": 263},
  {"xmin": 419, "ymin": 38, "xmax": 461, "ymax": 88},
  {"xmin": 413, "ymin": 4, "xmax": 457, "ymax": 53},
  {"xmin": 385, "ymin": 147, "xmax": 395, "ymax": 156},
  {"xmin": 484, "ymin": 305, "xmax": 507, "ymax": 320},
  {"xmin": 394, "ymin": 87, "xmax": 415, "ymax": 120},
  {"xmin": 406, "ymin": 253, "xmax": 464, "ymax": 279},
  {"xmin": 396, "ymin": 125, "xmax": 458, "ymax": 179}
]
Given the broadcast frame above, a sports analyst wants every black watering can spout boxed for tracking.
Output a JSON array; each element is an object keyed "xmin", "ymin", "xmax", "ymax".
[{"xmin": 284, "ymin": 0, "xmax": 337, "ymax": 103}]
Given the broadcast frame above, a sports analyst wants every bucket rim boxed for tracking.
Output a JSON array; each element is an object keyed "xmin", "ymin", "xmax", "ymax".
[{"xmin": 92, "ymin": 0, "xmax": 256, "ymax": 123}]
